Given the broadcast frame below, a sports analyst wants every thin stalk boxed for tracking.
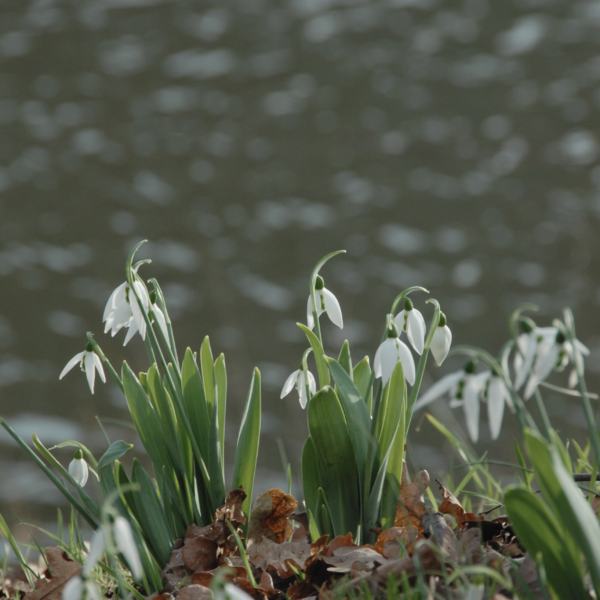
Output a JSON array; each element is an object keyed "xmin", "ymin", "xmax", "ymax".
[
  {"xmin": 532, "ymin": 388, "xmax": 552, "ymax": 439},
  {"xmin": 86, "ymin": 333, "xmax": 123, "ymax": 393},
  {"xmin": 226, "ymin": 521, "xmax": 257, "ymax": 587}
]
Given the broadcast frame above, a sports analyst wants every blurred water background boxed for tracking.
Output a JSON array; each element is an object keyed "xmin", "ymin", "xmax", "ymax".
[{"xmin": 1, "ymin": 0, "xmax": 600, "ymax": 542}]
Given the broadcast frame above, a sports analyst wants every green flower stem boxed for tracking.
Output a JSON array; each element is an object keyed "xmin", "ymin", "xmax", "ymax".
[
  {"xmin": 86, "ymin": 333, "xmax": 124, "ymax": 393},
  {"xmin": 532, "ymin": 388, "xmax": 552, "ymax": 439},
  {"xmin": 143, "ymin": 333, "xmax": 157, "ymax": 367},
  {"xmin": 302, "ymin": 348, "xmax": 313, "ymax": 407},
  {"xmin": 389, "ymin": 286, "xmax": 429, "ymax": 317},
  {"xmin": 0, "ymin": 418, "xmax": 98, "ymax": 529},
  {"xmin": 226, "ymin": 521, "xmax": 257, "ymax": 587}
]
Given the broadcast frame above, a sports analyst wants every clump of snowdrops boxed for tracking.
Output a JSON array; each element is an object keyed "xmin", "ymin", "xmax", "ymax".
[{"xmin": 0, "ymin": 243, "xmax": 598, "ymax": 600}]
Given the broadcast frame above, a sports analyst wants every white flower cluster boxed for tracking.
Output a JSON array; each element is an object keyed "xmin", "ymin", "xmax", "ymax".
[{"xmin": 413, "ymin": 317, "xmax": 589, "ymax": 443}]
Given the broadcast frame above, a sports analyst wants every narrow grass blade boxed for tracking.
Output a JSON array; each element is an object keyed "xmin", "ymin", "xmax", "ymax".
[
  {"xmin": 200, "ymin": 336, "xmax": 216, "ymax": 419},
  {"xmin": 215, "ymin": 354, "xmax": 227, "ymax": 469}
]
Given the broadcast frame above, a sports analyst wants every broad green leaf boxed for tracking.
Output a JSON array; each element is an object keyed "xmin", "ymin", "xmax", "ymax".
[
  {"xmin": 201, "ymin": 336, "xmax": 216, "ymax": 419},
  {"xmin": 301, "ymin": 436, "xmax": 321, "ymax": 518},
  {"xmin": 297, "ymin": 323, "xmax": 330, "ymax": 388},
  {"xmin": 504, "ymin": 486, "xmax": 586, "ymax": 599},
  {"xmin": 376, "ymin": 362, "xmax": 405, "ymax": 457},
  {"xmin": 338, "ymin": 340, "xmax": 353, "ymax": 376},
  {"xmin": 317, "ymin": 487, "xmax": 335, "ymax": 539},
  {"xmin": 181, "ymin": 348, "xmax": 210, "ymax": 462},
  {"xmin": 308, "ymin": 386, "xmax": 360, "ymax": 538},
  {"xmin": 122, "ymin": 362, "xmax": 173, "ymax": 483},
  {"xmin": 327, "ymin": 358, "xmax": 375, "ymax": 499},
  {"xmin": 139, "ymin": 372, "xmax": 149, "ymax": 395},
  {"xmin": 215, "ymin": 354, "xmax": 227, "ymax": 466},
  {"xmin": 98, "ymin": 441, "xmax": 134, "ymax": 470},
  {"xmin": 130, "ymin": 459, "xmax": 174, "ymax": 567},
  {"xmin": 525, "ymin": 429, "xmax": 600, "ymax": 596},
  {"xmin": 353, "ymin": 357, "xmax": 372, "ymax": 409},
  {"xmin": 98, "ymin": 464, "xmax": 131, "ymax": 519},
  {"xmin": 232, "ymin": 368, "xmax": 261, "ymax": 532},
  {"xmin": 379, "ymin": 377, "xmax": 407, "ymax": 530}
]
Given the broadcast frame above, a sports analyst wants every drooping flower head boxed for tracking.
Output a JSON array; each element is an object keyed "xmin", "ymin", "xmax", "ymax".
[
  {"xmin": 59, "ymin": 343, "xmax": 106, "ymax": 394},
  {"xmin": 430, "ymin": 312, "xmax": 452, "ymax": 366},
  {"xmin": 307, "ymin": 275, "xmax": 343, "ymax": 331},
  {"xmin": 394, "ymin": 297, "xmax": 426, "ymax": 355},
  {"xmin": 280, "ymin": 367, "xmax": 317, "ymax": 409},
  {"xmin": 374, "ymin": 321, "xmax": 416, "ymax": 387},
  {"xmin": 103, "ymin": 279, "xmax": 149, "ymax": 346},
  {"xmin": 149, "ymin": 289, "xmax": 169, "ymax": 341},
  {"xmin": 68, "ymin": 449, "xmax": 89, "ymax": 487}
]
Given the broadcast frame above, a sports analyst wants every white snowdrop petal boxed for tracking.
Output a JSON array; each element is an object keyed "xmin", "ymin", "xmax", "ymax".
[
  {"xmin": 487, "ymin": 377, "xmax": 505, "ymax": 440},
  {"xmin": 59, "ymin": 353, "xmax": 84, "ymax": 380},
  {"xmin": 92, "ymin": 353, "xmax": 106, "ymax": 384},
  {"xmin": 413, "ymin": 371, "xmax": 464, "ymax": 411},
  {"xmin": 463, "ymin": 376, "xmax": 481, "ymax": 443},
  {"xmin": 114, "ymin": 516, "xmax": 142, "ymax": 579},
  {"xmin": 377, "ymin": 338, "xmax": 399, "ymax": 386},
  {"xmin": 394, "ymin": 311, "xmax": 407, "ymax": 332},
  {"xmin": 83, "ymin": 353, "xmax": 96, "ymax": 394},
  {"xmin": 306, "ymin": 295, "xmax": 315, "ymax": 330},
  {"xmin": 514, "ymin": 335, "xmax": 538, "ymax": 390},
  {"xmin": 307, "ymin": 370, "xmax": 317, "ymax": 395},
  {"xmin": 430, "ymin": 326, "xmax": 452, "ymax": 366},
  {"xmin": 396, "ymin": 339, "xmax": 416, "ymax": 385},
  {"xmin": 123, "ymin": 320, "xmax": 139, "ymax": 346},
  {"xmin": 102, "ymin": 282, "xmax": 126, "ymax": 322},
  {"xmin": 85, "ymin": 582, "xmax": 102, "ymax": 600},
  {"xmin": 224, "ymin": 583, "xmax": 255, "ymax": 600},
  {"xmin": 533, "ymin": 344, "xmax": 560, "ymax": 385},
  {"xmin": 83, "ymin": 529, "xmax": 106, "ymax": 576},
  {"xmin": 153, "ymin": 305, "xmax": 169, "ymax": 341},
  {"xmin": 62, "ymin": 576, "xmax": 83, "ymax": 600},
  {"xmin": 281, "ymin": 371, "xmax": 299, "ymax": 399},
  {"xmin": 322, "ymin": 288, "xmax": 343, "ymax": 329},
  {"xmin": 69, "ymin": 458, "xmax": 89, "ymax": 487},
  {"xmin": 576, "ymin": 339, "xmax": 590, "ymax": 356},
  {"xmin": 407, "ymin": 310, "xmax": 425, "ymax": 355}
]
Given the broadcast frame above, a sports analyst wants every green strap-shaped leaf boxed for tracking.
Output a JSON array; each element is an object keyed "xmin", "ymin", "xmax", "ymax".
[
  {"xmin": 301, "ymin": 436, "xmax": 321, "ymax": 518},
  {"xmin": 525, "ymin": 429, "xmax": 600, "ymax": 596},
  {"xmin": 327, "ymin": 358, "xmax": 375, "ymax": 500},
  {"xmin": 353, "ymin": 357, "xmax": 372, "ymax": 409},
  {"xmin": 232, "ymin": 368, "xmax": 261, "ymax": 532},
  {"xmin": 201, "ymin": 336, "xmax": 216, "ymax": 419},
  {"xmin": 208, "ymin": 382, "xmax": 226, "ymax": 511},
  {"xmin": 147, "ymin": 365, "xmax": 184, "ymax": 473},
  {"xmin": 376, "ymin": 362, "xmax": 405, "ymax": 456},
  {"xmin": 181, "ymin": 348, "xmax": 210, "ymax": 462},
  {"xmin": 215, "ymin": 354, "xmax": 227, "ymax": 467},
  {"xmin": 504, "ymin": 486, "xmax": 587, "ymax": 599},
  {"xmin": 98, "ymin": 441, "xmax": 134, "ymax": 470},
  {"xmin": 122, "ymin": 362, "xmax": 173, "ymax": 484},
  {"xmin": 297, "ymin": 323, "xmax": 330, "ymax": 388},
  {"xmin": 308, "ymin": 386, "xmax": 360, "ymax": 539},
  {"xmin": 131, "ymin": 459, "xmax": 174, "ymax": 567},
  {"xmin": 338, "ymin": 340, "xmax": 353, "ymax": 376}
]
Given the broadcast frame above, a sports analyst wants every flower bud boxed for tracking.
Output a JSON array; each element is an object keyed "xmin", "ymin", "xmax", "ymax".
[
  {"xmin": 555, "ymin": 330, "xmax": 566, "ymax": 344},
  {"xmin": 403, "ymin": 297, "xmax": 414, "ymax": 311},
  {"xmin": 149, "ymin": 290, "xmax": 158, "ymax": 304},
  {"xmin": 85, "ymin": 342, "xmax": 94, "ymax": 353},
  {"xmin": 386, "ymin": 322, "xmax": 400, "ymax": 339},
  {"xmin": 438, "ymin": 312, "xmax": 447, "ymax": 328},
  {"xmin": 519, "ymin": 318, "xmax": 533, "ymax": 334},
  {"xmin": 315, "ymin": 275, "xmax": 325, "ymax": 290},
  {"xmin": 68, "ymin": 450, "xmax": 89, "ymax": 487},
  {"xmin": 464, "ymin": 358, "xmax": 478, "ymax": 374}
]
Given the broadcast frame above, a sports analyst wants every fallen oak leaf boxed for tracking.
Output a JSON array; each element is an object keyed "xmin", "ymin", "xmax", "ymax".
[
  {"xmin": 23, "ymin": 547, "xmax": 81, "ymax": 600},
  {"xmin": 374, "ymin": 527, "xmax": 415, "ymax": 558},
  {"xmin": 322, "ymin": 546, "xmax": 397, "ymax": 573},
  {"xmin": 247, "ymin": 538, "xmax": 312, "ymax": 578},
  {"xmin": 248, "ymin": 489, "xmax": 298, "ymax": 545},
  {"xmin": 177, "ymin": 585, "xmax": 214, "ymax": 600}
]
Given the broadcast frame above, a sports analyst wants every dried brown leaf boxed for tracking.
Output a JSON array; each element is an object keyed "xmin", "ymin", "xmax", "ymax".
[
  {"xmin": 436, "ymin": 480, "xmax": 466, "ymax": 528},
  {"xmin": 248, "ymin": 489, "xmax": 298, "ymax": 545},
  {"xmin": 374, "ymin": 528, "xmax": 414, "ymax": 558},
  {"xmin": 322, "ymin": 547, "xmax": 396, "ymax": 573},
  {"xmin": 247, "ymin": 539, "xmax": 312, "ymax": 578},
  {"xmin": 215, "ymin": 489, "xmax": 247, "ymax": 529},
  {"xmin": 420, "ymin": 513, "xmax": 457, "ymax": 564},
  {"xmin": 177, "ymin": 585, "xmax": 214, "ymax": 600},
  {"xmin": 323, "ymin": 534, "xmax": 355, "ymax": 557},
  {"xmin": 182, "ymin": 537, "xmax": 219, "ymax": 572},
  {"xmin": 394, "ymin": 462, "xmax": 429, "ymax": 534},
  {"xmin": 23, "ymin": 548, "xmax": 81, "ymax": 600}
]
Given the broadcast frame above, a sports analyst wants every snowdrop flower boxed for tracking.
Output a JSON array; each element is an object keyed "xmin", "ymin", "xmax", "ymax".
[
  {"xmin": 83, "ymin": 529, "xmax": 106, "ymax": 577},
  {"xmin": 113, "ymin": 517, "xmax": 142, "ymax": 579},
  {"xmin": 485, "ymin": 373, "xmax": 513, "ymax": 440},
  {"xmin": 374, "ymin": 322, "xmax": 416, "ymax": 387},
  {"xmin": 513, "ymin": 323, "xmax": 558, "ymax": 390},
  {"xmin": 59, "ymin": 344, "xmax": 106, "ymax": 394},
  {"xmin": 149, "ymin": 290, "xmax": 169, "ymax": 341},
  {"xmin": 394, "ymin": 298, "xmax": 426, "ymax": 355},
  {"xmin": 103, "ymin": 280, "xmax": 149, "ymax": 346},
  {"xmin": 307, "ymin": 276, "xmax": 343, "ymax": 330},
  {"xmin": 68, "ymin": 450, "xmax": 89, "ymax": 487},
  {"xmin": 414, "ymin": 359, "xmax": 503, "ymax": 443},
  {"xmin": 430, "ymin": 312, "xmax": 452, "ymax": 366},
  {"xmin": 524, "ymin": 329, "xmax": 590, "ymax": 400},
  {"xmin": 281, "ymin": 368, "xmax": 316, "ymax": 409},
  {"xmin": 213, "ymin": 583, "xmax": 254, "ymax": 600},
  {"xmin": 62, "ymin": 576, "xmax": 83, "ymax": 600}
]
